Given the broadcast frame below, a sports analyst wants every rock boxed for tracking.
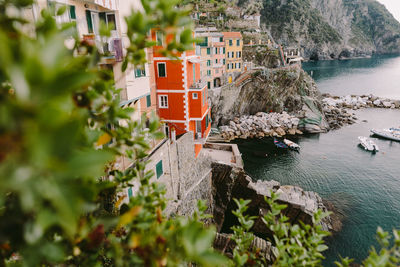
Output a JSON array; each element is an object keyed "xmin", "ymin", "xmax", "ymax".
[
  {"xmin": 394, "ymin": 100, "xmax": 400, "ymax": 108},
  {"xmin": 373, "ymin": 99, "xmax": 381, "ymax": 106},
  {"xmin": 288, "ymin": 128, "xmax": 296, "ymax": 135},
  {"xmin": 304, "ymin": 124, "xmax": 322, "ymax": 133},
  {"xmin": 275, "ymin": 127, "xmax": 286, "ymax": 136},
  {"xmin": 382, "ymin": 101, "xmax": 392, "ymax": 108},
  {"xmin": 295, "ymin": 129, "xmax": 303, "ymax": 135}
]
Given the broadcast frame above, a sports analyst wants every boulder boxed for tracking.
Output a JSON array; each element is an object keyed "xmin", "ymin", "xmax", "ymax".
[
  {"xmin": 275, "ymin": 127, "xmax": 286, "ymax": 136},
  {"xmin": 287, "ymin": 128, "xmax": 296, "ymax": 135},
  {"xmin": 373, "ymin": 99, "xmax": 381, "ymax": 106},
  {"xmin": 382, "ymin": 101, "xmax": 392, "ymax": 108},
  {"xmin": 304, "ymin": 124, "xmax": 322, "ymax": 133}
]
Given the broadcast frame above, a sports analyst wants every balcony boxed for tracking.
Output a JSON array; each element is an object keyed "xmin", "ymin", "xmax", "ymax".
[
  {"xmin": 189, "ymin": 80, "xmax": 207, "ymax": 90},
  {"xmin": 81, "ymin": 34, "xmax": 123, "ymax": 64}
]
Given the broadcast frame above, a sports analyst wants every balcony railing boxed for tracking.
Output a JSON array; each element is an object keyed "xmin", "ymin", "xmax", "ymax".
[
  {"xmin": 189, "ymin": 80, "xmax": 207, "ymax": 90},
  {"xmin": 81, "ymin": 34, "xmax": 123, "ymax": 63}
]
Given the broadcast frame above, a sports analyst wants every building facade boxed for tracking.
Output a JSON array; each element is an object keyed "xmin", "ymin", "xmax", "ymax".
[
  {"xmin": 223, "ymin": 32, "xmax": 243, "ymax": 83},
  {"xmin": 30, "ymin": 0, "xmax": 157, "ymax": 121},
  {"xmin": 195, "ymin": 28, "xmax": 226, "ymax": 89},
  {"xmin": 151, "ymin": 30, "xmax": 211, "ymax": 156}
]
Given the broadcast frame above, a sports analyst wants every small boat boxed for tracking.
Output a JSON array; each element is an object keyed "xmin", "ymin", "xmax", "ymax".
[
  {"xmin": 358, "ymin": 136, "xmax": 379, "ymax": 152},
  {"xmin": 371, "ymin": 129, "xmax": 400, "ymax": 142},
  {"xmin": 283, "ymin": 139, "xmax": 300, "ymax": 151},
  {"xmin": 274, "ymin": 138, "xmax": 288, "ymax": 149}
]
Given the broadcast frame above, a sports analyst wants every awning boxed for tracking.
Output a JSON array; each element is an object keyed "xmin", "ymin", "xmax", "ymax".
[
  {"xmin": 289, "ymin": 57, "xmax": 304, "ymax": 63},
  {"xmin": 187, "ymin": 56, "xmax": 203, "ymax": 63}
]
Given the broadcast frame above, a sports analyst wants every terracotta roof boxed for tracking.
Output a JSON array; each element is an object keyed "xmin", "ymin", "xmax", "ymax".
[{"xmin": 222, "ymin": 32, "xmax": 242, "ymax": 38}]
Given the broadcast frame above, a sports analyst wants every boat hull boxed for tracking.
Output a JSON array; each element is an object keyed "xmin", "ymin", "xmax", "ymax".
[{"xmin": 371, "ymin": 130, "xmax": 400, "ymax": 142}]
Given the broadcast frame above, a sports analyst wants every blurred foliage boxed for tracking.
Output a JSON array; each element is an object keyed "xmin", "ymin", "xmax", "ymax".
[
  {"xmin": 1, "ymin": 0, "xmax": 400, "ymax": 266},
  {"xmin": 0, "ymin": 0, "xmax": 225, "ymax": 265}
]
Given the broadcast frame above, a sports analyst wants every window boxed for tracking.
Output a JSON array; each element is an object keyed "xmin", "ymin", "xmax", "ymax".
[
  {"xmin": 207, "ymin": 81, "xmax": 211, "ymax": 89},
  {"xmin": 193, "ymin": 93, "xmax": 198, "ymax": 99},
  {"xmin": 207, "ymin": 70, "xmax": 211, "ymax": 76},
  {"xmin": 146, "ymin": 95, "xmax": 151, "ymax": 107},
  {"xmin": 223, "ymin": 47, "xmax": 225, "ymax": 54},
  {"xmin": 220, "ymin": 37, "xmax": 223, "ymax": 42},
  {"xmin": 159, "ymin": 95, "xmax": 168, "ymax": 108},
  {"xmin": 200, "ymin": 37, "xmax": 208, "ymax": 47},
  {"xmin": 229, "ymin": 39, "xmax": 233, "ymax": 46},
  {"xmin": 69, "ymin": 5, "xmax": 76, "ymax": 20},
  {"xmin": 215, "ymin": 47, "xmax": 218, "ymax": 54},
  {"xmin": 135, "ymin": 67, "xmax": 146, "ymax": 78},
  {"xmin": 223, "ymin": 59, "xmax": 225, "ymax": 65},
  {"xmin": 231, "ymin": 63, "xmax": 234, "ymax": 69},
  {"xmin": 156, "ymin": 160, "xmax": 163, "ymax": 179},
  {"xmin": 207, "ymin": 60, "xmax": 211, "ymax": 66},
  {"xmin": 215, "ymin": 59, "xmax": 218, "ymax": 64},
  {"xmin": 237, "ymin": 39, "xmax": 240, "ymax": 46},
  {"xmin": 207, "ymin": 47, "xmax": 211, "ymax": 55},
  {"xmin": 227, "ymin": 64, "xmax": 230, "ymax": 70},
  {"xmin": 220, "ymin": 47, "xmax": 223, "ymax": 54},
  {"xmin": 157, "ymin": 63, "xmax": 166, "ymax": 77},
  {"xmin": 238, "ymin": 63, "xmax": 241, "ymax": 69},
  {"xmin": 106, "ymin": 13, "xmax": 117, "ymax": 30},
  {"xmin": 156, "ymin": 31, "xmax": 163, "ymax": 46}
]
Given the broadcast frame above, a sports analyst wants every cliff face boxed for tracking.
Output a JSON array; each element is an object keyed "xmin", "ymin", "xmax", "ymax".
[
  {"xmin": 256, "ymin": 0, "xmax": 400, "ymax": 59},
  {"xmin": 209, "ymin": 67, "xmax": 330, "ymax": 133}
]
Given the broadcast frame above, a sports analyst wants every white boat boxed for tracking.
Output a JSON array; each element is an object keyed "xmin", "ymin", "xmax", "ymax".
[
  {"xmin": 358, "ymin": 136, "xmax": 379, "ymax": 152},
  {"xmin": 371, "ymin": 129, "xmax": 400, "ymax": 142},
  {"xmin": 283, "ymin": 139, "xmax": 300, "ymax": 151}
]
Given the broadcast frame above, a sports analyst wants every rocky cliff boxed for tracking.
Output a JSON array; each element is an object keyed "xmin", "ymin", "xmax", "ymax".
[
  {"xmin": 209, "ymin": 66, "xmax": 330, "ymax": 133},
  {"xmin": 240, "ymin": 0, "xmax": 400, "ymax": 59}
]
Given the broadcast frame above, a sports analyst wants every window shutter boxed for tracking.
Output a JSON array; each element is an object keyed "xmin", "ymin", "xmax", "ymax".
[
  {"xmin": 85, "ymin": 10, "xmax": 93, "ymax": 33},
  {"xmin": 146, "ymin": 95, "xmax": 151, "ymax": 107},
  {"xmin": 69, "ymin": 5, "xmax": 76, "ymax": 19},
  {"xmin": 128, "ymin": 187, "xmax": 133, "ymax": 198},
  {"xmin": 156, "ymin": 161, "xmax": 163, "ymax": 179},
  {"xmin": 223, "ymin": 47, "xmax": 225, "ymax": 54}
]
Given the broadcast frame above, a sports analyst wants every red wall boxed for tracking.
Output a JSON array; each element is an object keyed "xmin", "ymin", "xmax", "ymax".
[
  {"xmin": 158, "ymin": 92, "xmax": 185, "ymax": 121},
  {"xmin": 154, "ymin": 60, "xmax": 184, "ymax": 90}
]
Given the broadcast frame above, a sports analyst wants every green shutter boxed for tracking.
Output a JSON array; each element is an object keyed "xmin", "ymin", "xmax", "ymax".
[
  {"xmin": 207, "ymin": 48, "xmax": 210, "ymax": 55},
  {"xmin": 85, "ymin": 10, "xmax": 93, "ymax": 33},
  {"xmin": 156, "ymin": 161, "xmax": 163, "ymax": 179},
  {"xmin": 207, "ymin": 81, "xmax": 211, "ymax": 89},
  {"xmin": 223, "ymin": 47, "xmax": 225, "ymax": 54},
  {"xmin": 237, "ymin": 39, "xmax": 240, "ymax": 46},
  {"xmin": 146, "ymin": 95, "xmax": 151, "ymax": 107},
  {"xmin": 128, "ymin": 187, "xmax": 133, "ymax": 198},
  {"xmin": 69, "ymin": 5, "xmax": 76, "ymax": 19},
  {"xmin": 220, "ymin": 37, "xmax": 223, "ymax": 42},
  {"xmin": 229, "ymin": 40, "xmax": 232, "ymax": 46},
  {"xmin": 223, "ymin": 59, "xmax": 225, "ymax": 65}
]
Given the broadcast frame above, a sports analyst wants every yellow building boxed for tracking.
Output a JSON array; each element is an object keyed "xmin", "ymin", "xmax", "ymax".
[{"xmin": 223, "ymin": 32, "xmax": 243, "ymax": 83}]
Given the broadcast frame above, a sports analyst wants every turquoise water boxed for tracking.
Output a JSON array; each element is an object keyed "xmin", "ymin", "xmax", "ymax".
[
  {"xmin": 302, "ymin": 54, "xmax": 400, "ymax": 99},
  {"xmin": 238, "ymin": 56, "xmax": 400, "ymax": 265}
]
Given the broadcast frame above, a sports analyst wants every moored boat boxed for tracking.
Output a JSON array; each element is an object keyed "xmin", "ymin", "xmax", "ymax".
[
  {"xmin": 283, "ymin": 139, "xmax": 300, "ymax": 151},
  {"xmin": 358, "ymin": 136, "xmax": 379, "ymax": 152},
  {"xmin": 371, "ymin": 129, "xmax": 400, "ymax": 142},
  {"xmin": 274, "ymin": 138, "xmax": 288, "ymax": 149}
]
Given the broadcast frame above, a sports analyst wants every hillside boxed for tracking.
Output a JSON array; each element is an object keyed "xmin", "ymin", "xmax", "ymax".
[{"xmin": 238, "ymin": 0, "xmax": 400, "ymax": 59}]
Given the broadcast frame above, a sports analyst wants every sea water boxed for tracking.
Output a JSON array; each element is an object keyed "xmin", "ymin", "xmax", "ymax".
[{"xmin": 237, "ymin": 55, "xmax": 400, "ymax": 265}]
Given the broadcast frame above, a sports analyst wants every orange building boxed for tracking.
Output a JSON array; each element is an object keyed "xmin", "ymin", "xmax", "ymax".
[{"xmin": 151, "ymin": 30, "xmax": 211, "ymax": 156}]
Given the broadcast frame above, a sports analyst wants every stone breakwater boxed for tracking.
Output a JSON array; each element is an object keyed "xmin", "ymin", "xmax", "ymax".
[
  {"xmin": 217, "ymin": 94, "xmax": 400, "ymax": 141},
  {"xmin": 322, "ymin": 94, "xmax": 400, "ymax": 130},
  {"xmin": 219, "ymin": 111, "xmax": 303, "ymax": 141}
]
